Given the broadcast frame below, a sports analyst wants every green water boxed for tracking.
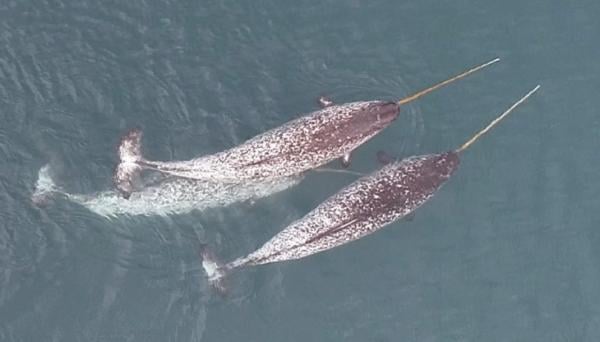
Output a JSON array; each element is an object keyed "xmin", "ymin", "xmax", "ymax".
[{"xmin": 1, "ymin": 1, "xmax": 599, "ymax": 341}]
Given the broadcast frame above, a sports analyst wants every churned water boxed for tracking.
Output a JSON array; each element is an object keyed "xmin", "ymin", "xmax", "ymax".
[{"xmin": 1, "ymin": 1, "xmax": 599, "ymax": 341}]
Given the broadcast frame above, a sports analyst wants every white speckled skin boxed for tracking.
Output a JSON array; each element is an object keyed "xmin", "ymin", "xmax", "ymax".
[
  {"xmin": 224, "ymin": 152, "xmax": 459, "ymax": 270},
  {"xmin": 133, "ymin": 101, "xmax": 398, "ymax": 182},
  {"xmin": 33, "ymin": 164, "xmax": 302, "ymax": 217}
]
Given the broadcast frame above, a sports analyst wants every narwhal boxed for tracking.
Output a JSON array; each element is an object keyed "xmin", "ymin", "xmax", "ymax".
[
  {"xmin": 31, "ymin": 164, "xmax": 302, "ymax": 217},
  {"xmin": 114, "ymin": 59, "xmax": 500, "ymax": 198},
  {"xmin": 201, "ymin": 85, "xmax": 540, "ymax": 292}
]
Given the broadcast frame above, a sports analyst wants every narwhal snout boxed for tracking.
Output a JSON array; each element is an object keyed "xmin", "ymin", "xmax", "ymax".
[{"xmin": 371, "ymin": 101, "xmax": 400, "ymax": 125}]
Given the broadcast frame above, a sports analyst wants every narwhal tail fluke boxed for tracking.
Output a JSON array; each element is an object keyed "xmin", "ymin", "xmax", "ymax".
[
  {"xmin": 32, "ymin": 164, "xmax": 66, "ymax": 206},
  {"xmin": 113, "ymin": 128, "xmax": 145, "ymax": 199},
  {"xmin": 201, "ymin": 246, "xmax": 231, "ymax": 295}
]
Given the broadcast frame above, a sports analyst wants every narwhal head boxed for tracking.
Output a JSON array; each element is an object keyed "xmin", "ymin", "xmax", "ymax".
[
  {"xmin": 343, "ymin": 101, "xmax": 400, "ymax": 136},
  {"xmin": 429, "ymin": 151, "xmax": 460, "ymax": 179}
]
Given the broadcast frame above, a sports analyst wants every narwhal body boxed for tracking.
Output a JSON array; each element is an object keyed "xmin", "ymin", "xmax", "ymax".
[
  {"xmin": 115, "ymin": 100, "xmax": 398, "ymax": 197},
  {"xmin": 114, "ymin": 59, "xmax": 500, "ymax": 198},
  {"xmin": 32, "ymin": 165, "xmax": 301, "ymax": 217},
  {"xmin": 201, "ymin": 85, "xmax": 540, "ymax": 291}
]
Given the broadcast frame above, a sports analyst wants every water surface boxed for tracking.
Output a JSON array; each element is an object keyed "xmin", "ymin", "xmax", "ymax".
[{"xmin": 1, "ymin": 1, "xmax": 599, "ymax": 341}]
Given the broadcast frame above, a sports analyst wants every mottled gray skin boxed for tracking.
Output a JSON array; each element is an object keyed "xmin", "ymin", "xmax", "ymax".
[
  {"xmin": 115, "ymin": 101, "xmax": 399, "ymax": 196},
  {"xmin": 33, "ymin": 164, "xmax": 302, "ymax": 217},
  {"xmin": 222, "ymin": 151, "xmax": 459, "ymax": 271}
]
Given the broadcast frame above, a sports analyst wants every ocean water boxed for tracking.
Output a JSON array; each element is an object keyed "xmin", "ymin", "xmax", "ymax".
[{"xmin": 1, "ymin": 1, "xmax": 599, "ymax": 341}]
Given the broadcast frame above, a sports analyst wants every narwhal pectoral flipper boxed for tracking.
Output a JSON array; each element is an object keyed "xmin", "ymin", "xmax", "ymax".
[
  {"xmin": 113, "ymin": 128, "xmax": 144, "ymax": 199},
  {"xmin": 376, "ymin": 150, "xmax": 395, "ymax": 165},
  {"xmin": 317, "ymin": 96, "xmax": 334, "ymax": 108},
  {"xmin": 340, "ymin": 152, "xmax": 352, "ymax": 168}
]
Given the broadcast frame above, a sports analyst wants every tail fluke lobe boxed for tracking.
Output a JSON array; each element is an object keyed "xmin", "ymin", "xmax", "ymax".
[
  {"xmin": 32, "ymin": 164, "xmax": 61, "ymax": 206},
  {"xmin": 201, "ymin": 246, "xmax": 229, "ymax": 296},
  {"xmin": 113, "ymin": 128, "xmax": 144, "ymax": 199}
]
